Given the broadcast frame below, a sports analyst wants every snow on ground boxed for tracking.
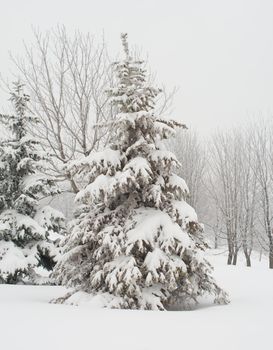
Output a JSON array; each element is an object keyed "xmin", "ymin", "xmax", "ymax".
[{"xmin": 0, "ymin": 250, "xmax": 272, "ymax": 350}]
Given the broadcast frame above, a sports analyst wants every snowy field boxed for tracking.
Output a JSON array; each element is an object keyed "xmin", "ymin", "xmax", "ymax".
[{"xmin": 1, "ymin": 251, "xmax": 272, "ymax": 350}]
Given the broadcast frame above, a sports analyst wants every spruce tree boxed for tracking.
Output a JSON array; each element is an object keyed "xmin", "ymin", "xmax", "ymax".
[
  {"xmin": 35, "ymin": 206, "xmax": 66, "ymax": 271},
  {"xmin": 0, "ymin": 82, "xmax": 62, "ymax": 283},
  {"xmin": 54, "ymin": 34, "xmax": 228, "ymax": 309}
]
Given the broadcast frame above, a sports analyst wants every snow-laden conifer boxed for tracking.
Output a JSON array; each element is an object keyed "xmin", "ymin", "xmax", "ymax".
[
  {"xmin": 0, "ymin": 82, "xmax": 63, "ymax": 283},
  {"xmin": 34, "ymin": 205, "xmax": 66, "ymax": 271},
  {"xmin": 54, "ymin": 34, "xmax": 228, "ymax": 309}
]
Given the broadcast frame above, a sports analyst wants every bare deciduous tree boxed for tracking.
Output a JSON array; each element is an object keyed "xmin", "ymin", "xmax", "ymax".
[
  {"xmin": 250, "ymin": 120, "xmax": 273, "ymax": 268},
  {"xmin": 208, "ymin": 129, "xmax": 257, "ymax": 266},
  {"xmin": 208, "ymin": 131, "xmax": 240, "ymax": 264},
  {"xmin": 237, "ymin": 128, "xmax": 257, "ymax": 267},
  {"xmin": 12, "ymin": 26, "xmax": 114, "ymax": 193},
  {"xmin": 167, "ymin": 129, "xmax": 206, "ymax": 211}
]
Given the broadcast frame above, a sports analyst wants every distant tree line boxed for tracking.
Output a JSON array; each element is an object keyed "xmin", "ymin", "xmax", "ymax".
[{"xmin": 169, "ymin": 121, "xmax": 273, "ymax": 269}]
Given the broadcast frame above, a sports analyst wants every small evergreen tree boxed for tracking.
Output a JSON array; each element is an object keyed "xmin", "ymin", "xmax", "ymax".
[
  {"xmin": 0, "ymin": 82, "xmax": 62, "ymax": 283},
  {"xmin": 54, "ymin": 34, "xmax": 228, "ymax": 309}
]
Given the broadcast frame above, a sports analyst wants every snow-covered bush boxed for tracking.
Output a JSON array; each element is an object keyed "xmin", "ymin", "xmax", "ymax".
[
  {"xmin": 0, "ymin": 82, "xmax": 64, "ymax": 284},
  {"xmin": 53, "ymin": 34, "xmax": 228, "ymax": 309}
]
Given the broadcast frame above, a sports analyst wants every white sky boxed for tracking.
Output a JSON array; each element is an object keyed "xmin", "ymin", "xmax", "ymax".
[{"xmin": 0, "ymin": 0, "xmax": 273, "ymax": 134}]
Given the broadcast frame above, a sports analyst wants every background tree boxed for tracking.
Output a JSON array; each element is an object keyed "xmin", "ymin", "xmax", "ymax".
[
  {"xmin": 237, "ymin": 128, "xmax": 257, "ymax": 267},
  {"xmin": 249, "ymin": 120, "xmax": 273, "ymax": 268},
  {"xmin": 0, "ymin": 82, "xmax": 62, "ymax": 283},
  {"xmin": 12, "ymin": 27, "xmax": 113, "ymax": 193},
  {"xmin": 208, "ymin": 130, "xmax": 244, "ymax": 265},
  {"xmin": 167, "ymin": 129, "xmax": 207, "ymax": 219},
  {"xmin": 207, "ymin": 127, "xmax": 258, "ymax": 266}
]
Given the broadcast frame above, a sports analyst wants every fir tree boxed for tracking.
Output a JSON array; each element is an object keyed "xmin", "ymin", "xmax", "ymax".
[
  {"xmin": 53, "ymin": 34, "xmax": 228, "ymax": 309},
  {"xmin": 35, "ymin": 205, "xmax": 66, "ymax": 271},
  {"xmin": 0, "ymin": 82, "xmax": 62, "ymax": 283}
]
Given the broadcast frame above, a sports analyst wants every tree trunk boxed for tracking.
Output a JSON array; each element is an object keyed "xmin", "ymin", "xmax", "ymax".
[
  {"xmin": 245, "ymin": 253, "xmax": 251, "ymax": 267},
  {"xmin": 214, "ymin": 233, "xmax": 218, "ymax": 249},
  {"xmin": 269, "ymin": 245, "xmax": 273, "ymax": 269},
  {"xmin": 232, "ymin": 252, "xmax": 238, "ymax": 265},
  {"xmin": 268, "ymin": 229, "xmax": 273, "ymax": 269},
  {"xmin": 227, "ymin": 251, "xmax": 233, "ymax": 265},
  {"xmin": 227, "ymin": 235, "xmax": 234, "ymax": 265},
  {"xmin": 67, "ymin": 172, "xmax": 79, "ymax": 193},
  {"xmin": 243, "ymin": 246, "xmax": 251, "ymax": 267}
]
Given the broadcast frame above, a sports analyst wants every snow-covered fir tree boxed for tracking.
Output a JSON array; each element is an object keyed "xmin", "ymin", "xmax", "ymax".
[
  {"xmin": 53, "ymin": 34, "xmax": 228, "ymax": 309},
  {"xmin": 34, "ymin": 205, "xmax": 66, "ymax": 271},
  {"xmin": 0, "ymin": 82, "xmax": 63, "ymax": 284}
]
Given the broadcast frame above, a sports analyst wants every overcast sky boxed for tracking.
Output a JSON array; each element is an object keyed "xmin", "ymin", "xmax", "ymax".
[{"xmin": 0, "ymin": 0, "xmax": 273, "ymax": 134}]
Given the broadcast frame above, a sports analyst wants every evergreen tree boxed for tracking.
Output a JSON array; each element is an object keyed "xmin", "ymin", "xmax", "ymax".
[
  {"xmin": 35, "ymin": 206, "xmax": 66, "ymax": 271},
  {"xmin": 0, "ymin": 82, "xmax": 62, "ymax": 283},
  {"xmin": 54, "ymin": 34, "xmax": 228, "ymax": 309}
]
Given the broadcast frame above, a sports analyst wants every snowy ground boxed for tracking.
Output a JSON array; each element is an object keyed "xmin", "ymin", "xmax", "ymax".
[{"xmin": 1, "ymin": 250, "xmax": 272, "ymax": 350}]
